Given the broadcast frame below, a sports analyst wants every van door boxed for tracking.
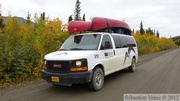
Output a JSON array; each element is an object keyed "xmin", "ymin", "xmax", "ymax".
[
  {"xmin": 100, "ymin": 35, "xmax": 117, "ymax": 75},
  {"xmin": 112, "ymin": 35, "xmax": 127, "ymax": 70}
]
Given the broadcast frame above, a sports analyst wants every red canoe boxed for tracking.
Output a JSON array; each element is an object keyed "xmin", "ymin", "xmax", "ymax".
[
  {"xmin": 68, "ymin": 21, "xmax": 91, "ymax": 34},
  {"xmin": 91, "ymin": 17, "xmax": 131, "ymax": 31}
]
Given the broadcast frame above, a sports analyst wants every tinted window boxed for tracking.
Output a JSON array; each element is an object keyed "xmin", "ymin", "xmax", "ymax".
[
  {"xmin": 125, "ymin": 37, "xmax": 136, "ymax": 47},
  {"xmin": 119, "ymin": 36, "xmax": 128, "ymax": 47},
  {"xmin": 112, "ymin": 35, "xmax": 127, "ymax": 48},
  {"xmin": 112, "ymin": 35, "xmax": 136, "ymax": 48},
  {"xmin": 112, "ymin": 36, "xmax": 121, "ymax": 48}
]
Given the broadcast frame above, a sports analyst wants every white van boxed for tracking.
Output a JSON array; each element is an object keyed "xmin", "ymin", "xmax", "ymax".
[{"xmin": 41, "ymin": 32, "xmax": 138, "ymax": 91}]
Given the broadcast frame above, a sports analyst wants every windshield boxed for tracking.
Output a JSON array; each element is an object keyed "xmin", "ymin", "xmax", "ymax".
[{"xmin": 60, "ymin": 34, "xmax": 101, "ymax": 50}]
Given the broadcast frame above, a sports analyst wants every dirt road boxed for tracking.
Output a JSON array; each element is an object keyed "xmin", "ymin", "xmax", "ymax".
[{"xmin": 0, "ymin": 48, "xmax": 180, "ymax": 101}]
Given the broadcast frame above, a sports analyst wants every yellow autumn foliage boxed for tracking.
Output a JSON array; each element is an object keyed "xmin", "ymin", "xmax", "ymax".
[
  {"xmin": 0, "ymin": 28, "xmax": 2, "ymax": 33},
  {"xmin": 0, "ymin": 15, "xmax": 178, "ymax": 88},
  {"xmin": 174, "ymin": 39, "xmax": 180, "ymax": 46},
  {"xmin": 132, "ymin": 32, "xmax": 178, "ymax": 55},
  {"xmin": 0, "ymin": 16, "xmax": 69, "ymax": 88}
]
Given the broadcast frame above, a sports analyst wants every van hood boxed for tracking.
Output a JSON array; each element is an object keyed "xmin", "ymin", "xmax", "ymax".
[{"xmin": 44, "ymin": 51, "xmax": 95, "ymax": 60}]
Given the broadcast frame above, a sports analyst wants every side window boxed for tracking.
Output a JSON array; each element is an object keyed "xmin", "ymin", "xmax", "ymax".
[
  {"xmin": 112, "ymin": 35, "xmax": 128, "ymax": 48},
  {"xmin": 112, "ymin": 36, "xmax": 121, "ymax": 48},
  {"xmin": 101, "ymin": 35, "xmax": 113, "ymax": 50},
  {"xmin": 125, "ymin": 37, "xmax": 136, "ymax": 47},
  {"xmin": 119, "ymin": 36, "xmax": 127, "ymax": 48}
]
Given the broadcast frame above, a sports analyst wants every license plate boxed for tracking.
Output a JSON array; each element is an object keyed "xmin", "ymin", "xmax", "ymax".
[{"xmin": 51, "ymin": 76, "xmax": 60, "ymax": 82}]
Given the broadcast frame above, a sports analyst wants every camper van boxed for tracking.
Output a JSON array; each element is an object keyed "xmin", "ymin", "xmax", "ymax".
[{"xmin": 41, "ymin": 32, "xmax": 138, "ymax": 91}]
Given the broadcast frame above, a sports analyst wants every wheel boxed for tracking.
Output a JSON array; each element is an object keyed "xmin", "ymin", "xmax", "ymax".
[
  {"xmin": 128, "ymin": 58, "xmax": 136, "ymax": 72},
  {"xmin": 88, "ymin": 68, "xmax": 104, "ymax": 91}
]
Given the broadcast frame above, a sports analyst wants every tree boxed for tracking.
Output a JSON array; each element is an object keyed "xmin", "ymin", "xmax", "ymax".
[
  {"xmin": 140, "ymin": 21, "xmax": 145, "ymax": 35},
  {"xmin": 74, "ymin": 0, "xmax": 81, "ymax": 20},
  {"xmin": 146, "ymin": 27, "xmax": 154, "ymax": 35},
  {"xmin": 174, "ymin": 39, "xmax": 180, "ymax": 46},
  {"xmin": 27, "ymin": 12, "xmax": 31, "ymax": 25},
  {"xmin": 82, "ymin": 13, "xmax": 86, "ymax": 21},
  {"xmin": 68, "ymin": 15, "xmax": 73, "ymax": 23},
  {"xmin": 0, "ymin": 3, "xmax": 3, "ymax": 30},
  {"xmin": 4, "ymin": 16, "xmax": 21, "ymax": 35},
  {"xmin": 132, "ymin": 29, "xmax": 135, "ymax": 33},
  {"xmin": 156, "ymin": 30, "xmax": 160, "ymax": 38},
  {"xmin": 0, "ymin": 14, "xmax": 2, "ymax": 33},
  {"xmin": 41, "ymin": 12, "xmax": 45, "ymax": 21}
]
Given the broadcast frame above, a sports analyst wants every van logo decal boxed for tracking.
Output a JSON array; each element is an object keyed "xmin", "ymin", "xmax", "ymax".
[
  {"xmin": 53, "ymin": 64, "xmax": 62, "ymax": 68},
  {"xmin": 104, "ymin": 52, "xmax": 113, "ymax": 58},
  {"xmin": 94, "ymin": 54, "xmax": 99, "ymax": 59},
  {"xmin": 123, "ymin": 46, "xmax": 136, "ymax": 65}
]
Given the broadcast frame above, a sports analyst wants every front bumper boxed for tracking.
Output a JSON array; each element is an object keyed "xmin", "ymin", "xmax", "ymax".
[{"xmin": 41, "ymin": 70, "xmax": 93, "ymax": 86}]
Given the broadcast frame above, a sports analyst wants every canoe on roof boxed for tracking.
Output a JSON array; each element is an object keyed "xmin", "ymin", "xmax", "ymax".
[
  {"xmin": 68, "ymin": 21, "xmax": 91, "ymax": 34},
  {"xmin": 68, "ymin": 17, "xmax": 131, "ymax": 35},
  {"xmin": 91, "ymin": 17, "xmax": 131, "ymax": 31},
  {"xmin": 91, "ymin": 17, "xmax": 131, "ymax": 35}
]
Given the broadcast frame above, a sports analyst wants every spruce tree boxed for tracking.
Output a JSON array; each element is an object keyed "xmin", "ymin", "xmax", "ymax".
[
  {"xmin": 41, "ymin": 12, "xmax": 45, "ymax": 21},
  {"xmin": 68, "ymin": 15, "xmax": 73, "ymax": 23},
  {"xmin": 0, "ymin": 14, "xmax": 3, "ymax": 29},
  {"xmin": 82, "ymin": 13, "xmax": 86, "ymax": 21},
  {"xmin": 140, "ymin": 21, "xmax": 145, "ymax": 35},
  {"xmin": 0, "ymin": 3, "xmax": 3, "ymax": 29},
  {"xmin": 27, "ymin": 12, "xmax": 31, "ymax": 25},
  {"xmin": 146, "ymin": 27, "xmax": 154, "ymax": 35},
  {"xmin": 156, "ymin": 30, "xmax": 160, "ymax": 38},
  {"xmin": 74, "ymin": 0, "xmax": 81, "ymax": 20}
]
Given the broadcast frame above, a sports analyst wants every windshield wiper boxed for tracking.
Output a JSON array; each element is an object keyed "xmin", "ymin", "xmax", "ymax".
[{"xmin": 70, "ymin": 48, "xmax": 84, "ymax": 50}]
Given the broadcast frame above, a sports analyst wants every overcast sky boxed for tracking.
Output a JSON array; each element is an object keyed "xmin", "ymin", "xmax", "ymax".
[{"xmin": 1, "ymin": 0, "xmax": 180, "ymax": 37}]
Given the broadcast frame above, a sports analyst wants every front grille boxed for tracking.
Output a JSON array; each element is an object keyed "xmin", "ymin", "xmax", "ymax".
[{"xmin": 46, "ymin": 61, "xmax": 70, "ymax": 73}]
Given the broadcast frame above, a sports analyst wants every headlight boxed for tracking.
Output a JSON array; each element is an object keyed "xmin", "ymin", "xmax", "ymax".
[
  {"xmin": 70, "ymin": 59, "xmax": 88, "ymax": 72},
  {"xmin": 76, "ymin": 61, "xmax": 82, "ymax": 67}
]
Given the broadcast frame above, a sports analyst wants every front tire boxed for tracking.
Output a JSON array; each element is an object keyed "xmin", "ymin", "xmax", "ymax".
[
  {"xmin": 88, "ymin": 68, "xmax": 104, "ymax": 91},
  {"xmin": 128, "ymin": 58, "xmax": 136, "ymax": 72}
]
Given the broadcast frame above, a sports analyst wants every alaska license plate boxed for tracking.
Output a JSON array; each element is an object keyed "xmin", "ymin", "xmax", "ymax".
[{"xmin": 51, "ymin": 76, "xmax": 60, "ymax": 82}]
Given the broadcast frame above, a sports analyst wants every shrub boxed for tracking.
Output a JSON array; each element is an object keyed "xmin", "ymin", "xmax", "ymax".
[
  {"xmin": 0, "ymin": 16, "xmax": 177, "ymax": 88},
  {"xmin": 0, "ymin": 16, "xmax": 70, "ymax": 88},
  {"xmin": 132, "ymin": 32, "xmax": 178, "ymax": 55}
]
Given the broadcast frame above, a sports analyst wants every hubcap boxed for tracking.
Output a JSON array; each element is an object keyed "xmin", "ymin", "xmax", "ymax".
[{"xmin": 95, "ymin": 73, "xmax": 102, "ymax": 86}]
